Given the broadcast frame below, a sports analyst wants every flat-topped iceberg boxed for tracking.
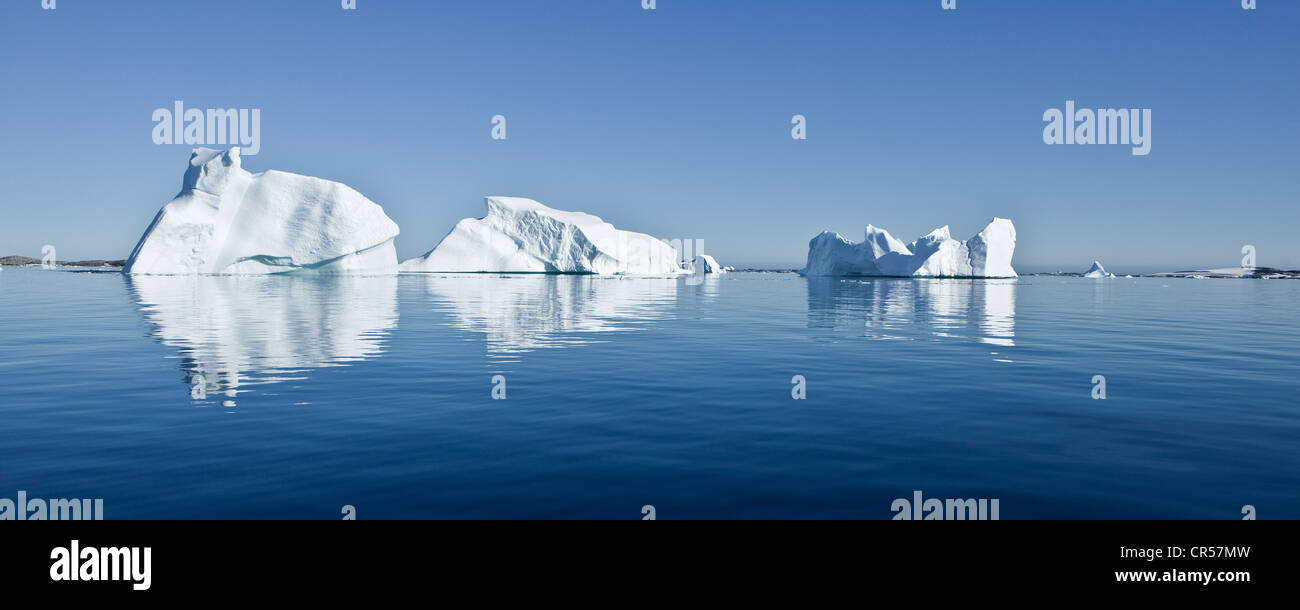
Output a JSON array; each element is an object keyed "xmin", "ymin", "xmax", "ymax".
[
  {"xmin": 800, "ymin": 218, "xmax": 1017, "ymax": 278},
  {"xmin": 1083, "ymin": 261, "xmax": 1115, "ymax": 279},
  {"xmin": 400, "ymin": 196, "xmax": 686, "ymax": 275},
  {"xmin": 124, "ymin": 148, "xmax": 400, "ymax": 275}
]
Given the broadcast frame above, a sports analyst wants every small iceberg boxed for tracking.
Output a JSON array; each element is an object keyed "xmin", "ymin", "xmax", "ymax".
[
  {"xmin": 1083, "ymin": 261, "xmax": 1115, "ymax": 279},
  {"xmin": 400, "ymin": 197, "xmax": 688, "ymax": 275},
  {"xmin": 693, "ymin": 254, "xmax": 726, "ymax": 274},
  {"xmin": 799, "ymin": 218, "xmax": 1016, "ymax": 278},
  {"xmin": 125, "ymin": 148, "xmax": 400, "ymax": 275}
]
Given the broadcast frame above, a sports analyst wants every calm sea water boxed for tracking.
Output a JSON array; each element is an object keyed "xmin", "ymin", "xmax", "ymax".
[{"xmin": 0, "ymin": 267, "xmax": 1296, "ymax": 519}]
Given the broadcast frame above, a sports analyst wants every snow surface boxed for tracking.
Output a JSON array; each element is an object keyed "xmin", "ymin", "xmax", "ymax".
[
  {"xmin": 125, "ymin": 148, "xmax": 400, "ymax": 275},
  {"xmin": 400, "ymin": 197, "xmax": 686, "ymax": 275},
  {"xmin": 1084, "ymin": 261, "xmax": 1115, "ymax": 279},
  {"xmin": 799, "ymin": 218, "xmax": 1017, "ymax": 278}
]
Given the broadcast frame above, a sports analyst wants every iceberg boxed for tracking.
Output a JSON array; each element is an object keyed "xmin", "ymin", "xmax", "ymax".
[
  {"xmin": 1083, "ymin": 261, "xmax": 1115, "ymax": 279},
  {"xmin": 400, "ymin": 196, "xmax": 685, "ymax": 275},
  {"xmin": 799, "ymin": 218, "xmax": 1017, "ymax": 278},
  {"xmin": 124, "ymin": 148, "xmax": 400, "ymax": 275},
  {"xmin": 693, "ymin": 254, "xmax": 726, "ymax": 274}
]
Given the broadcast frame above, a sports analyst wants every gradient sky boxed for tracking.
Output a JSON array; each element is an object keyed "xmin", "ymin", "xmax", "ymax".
[{"xmin": 0, "ymin": 0, "xmax": 1296, "ymax": 272}]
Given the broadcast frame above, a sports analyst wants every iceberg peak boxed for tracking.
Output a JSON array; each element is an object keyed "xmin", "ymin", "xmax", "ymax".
[
  {"xmin": 191, "ymin": 147, "xmax": 235, "ymax": 167},
  {"xmin": 181, "ymin": 147, "xmax": 243, "ymax": 196},
  {"xmin": 923, "ymin": 225, "xmax": 952, "ymax": 241},
  {"xmin": 1084, "ymin": 260, "xmax": 1115, "ymax": 278},
  {"xmin": 863, "ymin": 225, "xmax": 910, "ymax": 259}
]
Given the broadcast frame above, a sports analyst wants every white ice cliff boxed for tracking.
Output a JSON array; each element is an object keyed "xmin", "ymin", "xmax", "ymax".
[
  {"xmin": 124, "ymin": 148, "xmax": 400, "ymax": 275},
  {"xmin": 1083, "ymin": 261, "xmax": 1115, "ymax": 279},
  {"xmin": 799, "ymin": 218, "xmax": 1017, "ymax": 278},
  {"xmin": 400, "ymin": 197, "xmax": 686, "ymax": 275}
]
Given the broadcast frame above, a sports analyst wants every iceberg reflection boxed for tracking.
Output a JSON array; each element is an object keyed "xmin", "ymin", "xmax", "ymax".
[
  {"xmin": 419, "ymin": 274, "xmax": 679, "ymax": 360},
  {"xmin": 976, "ymin": 280, "xmax": 1017, "ymax": 347},
  {"xmin": 128, "ymin": 275, "xmax": 399, "ymax": 406},
  {"xmin": 806, "ymin": 277, "xmax": 1016, "ymax": 347},
  {"xmin": 920, "ymin": 279, "xmax": 970, "ymax": 337}
]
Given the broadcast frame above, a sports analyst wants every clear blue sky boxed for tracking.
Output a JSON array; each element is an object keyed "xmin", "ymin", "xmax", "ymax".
[{"xmin": 1, "ymin": 0, "xmax": 1296, "ymax": 272}]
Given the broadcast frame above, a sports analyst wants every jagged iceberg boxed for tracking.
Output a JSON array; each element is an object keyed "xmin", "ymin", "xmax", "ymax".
[
  {"xmin": 1083, "ymin": 261, "xmax": 1115, "ymax": 278},
  {"xmin": 799, "ymin": 218, "xmax": 1017, "ymax": 278},
  {"xmin": 124, "ymin": 148, "xmax": 400, "ymax": 275},
  {"xmin": 400, "ymin": 196, "xmax": 686, "ymax": 275}
]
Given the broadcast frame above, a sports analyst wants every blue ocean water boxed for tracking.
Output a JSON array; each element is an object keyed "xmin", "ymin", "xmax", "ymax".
[{"xmin": 0, "ymin": 267, "xmax": 1296, "ymax": 519}]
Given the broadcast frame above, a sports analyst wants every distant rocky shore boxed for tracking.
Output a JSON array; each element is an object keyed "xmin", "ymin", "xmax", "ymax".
[
  {"xmin": 1028, "ymin": 267, "xmax": 1300, "ymax": 279},
  {"xmin": 1, "ymin": 255, "xmax": 125, "ymax": 268},
  {"xmin": 1146, "ymin": 267, "xmax": 1300, "ymax": 279}
]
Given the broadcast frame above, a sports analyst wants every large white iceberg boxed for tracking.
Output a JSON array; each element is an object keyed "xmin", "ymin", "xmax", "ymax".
[
  {"xmin": 799, "ymin": 218, "xmax": 1017, "ymax": 278},
  {"xmin": 124, "ymin": 148, "xmax": 400, "ymax": 275},
  {"xmin": 400, "ymin": 196, "xmax": 686, "ymax": 275},
  {"xmin": 1083, "ymin": 261, "xmax": 1115, "ymax": 278}
]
